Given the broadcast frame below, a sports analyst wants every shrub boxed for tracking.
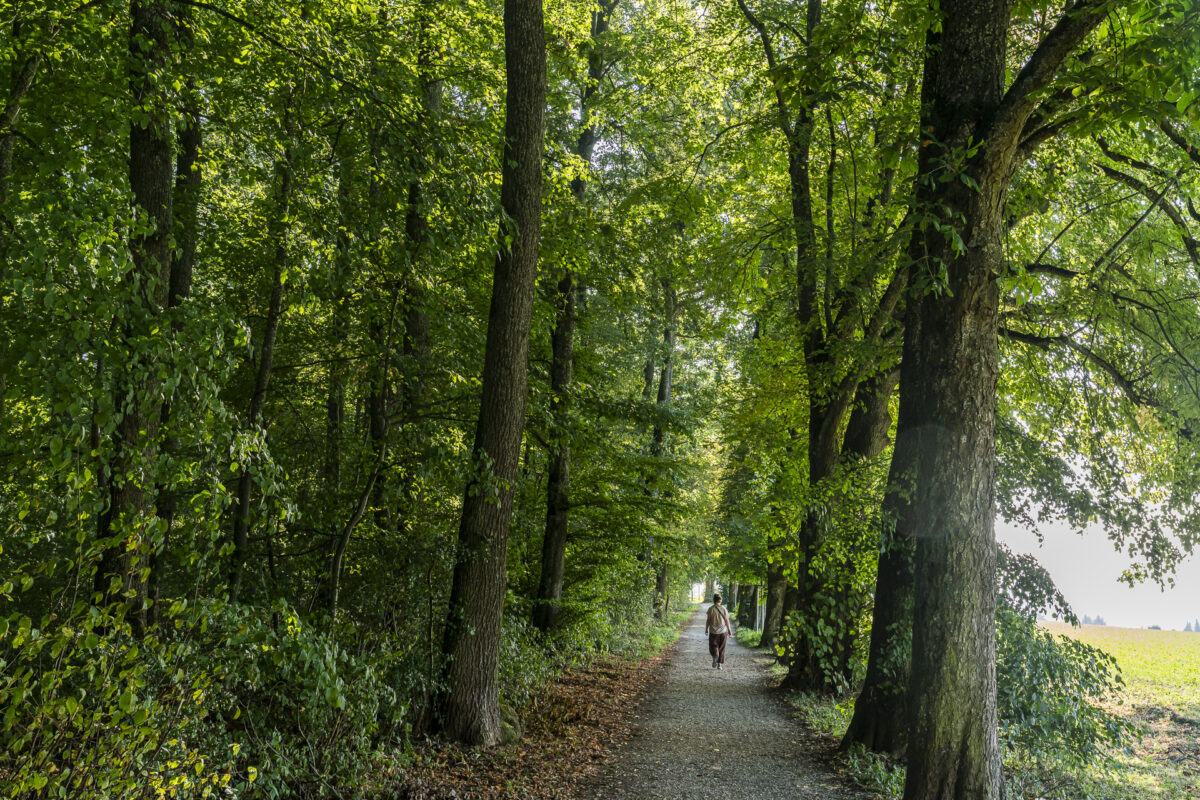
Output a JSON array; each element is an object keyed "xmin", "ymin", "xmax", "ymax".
[
  {"xmin": 197, "ymin": 600, "xmax": 396, "ymax": 799},
  {"xmin": 995, "ymin": 548, "xmax": 1139, "ymax": 768},
  {"xmin": 0, "ymin": 599, "xmax": 236, "ymax": 799}
]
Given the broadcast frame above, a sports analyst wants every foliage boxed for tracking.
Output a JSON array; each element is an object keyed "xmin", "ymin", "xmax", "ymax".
[
  {"xmin": 995, "ymin": 549, "xmax": 1139, "ymax": 770},
  {"xmin": 0, "ymin": 604, "xmax": 235, "ymax": 800},
  {"xmin": 2, "ymin": 0, "xmax": 1200, "ymax": 794},
  {"xmin": 996, "ymin": 608, "xmax": 1138, "ymax": 769}
]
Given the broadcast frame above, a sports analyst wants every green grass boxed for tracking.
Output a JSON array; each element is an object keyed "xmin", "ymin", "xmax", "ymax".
[
  {"xmin": 1036, "ymin": 623, "xmax": 1200, "ymax": 799},
  {"xmin": 734, "ymin": 626, "xmax": 761, "ymax": 648},
  {"xmin": 775, "ymin": 624, "xmax": 1200, "ymax": 799}
]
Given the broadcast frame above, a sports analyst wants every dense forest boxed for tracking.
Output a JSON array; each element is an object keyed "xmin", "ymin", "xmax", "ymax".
[{"xmin": 2, "ymin": 0, "xmax": 1200, "ymax": 797}]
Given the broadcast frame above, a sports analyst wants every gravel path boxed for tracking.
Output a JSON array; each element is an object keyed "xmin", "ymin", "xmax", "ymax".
[{"xmin": 586, "ymin": 606, "xmax": 867, "ymax": 800}]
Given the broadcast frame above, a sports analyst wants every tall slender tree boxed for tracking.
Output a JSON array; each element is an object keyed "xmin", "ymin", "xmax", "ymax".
[
  {"xmin": 94, "ymin": 0, "xmax": 174, "ymax": 628},
  {"xmin": 439, "ymin": 0, "xmax": 546, "ymax": 745},
  {"xmin": 532, "ymin": 0, "xmax": 614, "ymax": 633}
]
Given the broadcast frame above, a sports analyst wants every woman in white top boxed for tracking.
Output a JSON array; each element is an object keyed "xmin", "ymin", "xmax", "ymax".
[{"xmin": 705, "ymin": 594, "xmax": 732, "ymax": 669}]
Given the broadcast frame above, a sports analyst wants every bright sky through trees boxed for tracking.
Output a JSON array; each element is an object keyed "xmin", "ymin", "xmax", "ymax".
[{"xmin": 998, "ymin": 518, "xmax": 1200, "ymax": 630}]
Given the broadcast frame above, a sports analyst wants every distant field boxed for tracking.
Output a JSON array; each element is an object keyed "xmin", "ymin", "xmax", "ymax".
[
  {"xmin": 1042, "ymin": 623, "xmax": 1200, "ymax": 710},
  {"xmin": 1041, "ymin": 622, "xmax": 1200, "ymax": 798}
]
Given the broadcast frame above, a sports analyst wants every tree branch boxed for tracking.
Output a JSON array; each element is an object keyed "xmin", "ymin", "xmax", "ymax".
[
  {"xmin": 1097, "ymin": 163, "xmax": 1199, "ymax": 267},
  {"xmin": 999, "ymin": 326, "xmax": 1152, "ymax": 406},
  {"xmin": 989, "ymin": 0, "xmax": 1112, "ymax": 158},
  {"xmin": 736, "ymin": 0, "xmax": 794, "ymax": 140}
]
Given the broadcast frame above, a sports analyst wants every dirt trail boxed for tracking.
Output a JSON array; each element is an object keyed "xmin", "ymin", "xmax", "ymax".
[{"xmin": 586, "ymin": 606, "xmax": 866, "ymax": 799}]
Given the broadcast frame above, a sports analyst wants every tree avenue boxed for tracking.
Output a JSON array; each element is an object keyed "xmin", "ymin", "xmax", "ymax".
[{"xmin": 1, "ymin": 0, "xmax": 1199, "ymax": 797}]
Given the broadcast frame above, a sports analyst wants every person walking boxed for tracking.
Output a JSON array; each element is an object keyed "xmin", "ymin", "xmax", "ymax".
[{"xmin": 705, "ymin": 594, "xmax": 732, "ymax": 669}]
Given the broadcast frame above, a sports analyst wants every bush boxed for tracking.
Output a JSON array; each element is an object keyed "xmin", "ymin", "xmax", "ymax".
[
  {"xmin": 198, "ymin": 600, "xmax": 396, "ymax": 799},
  {"xmin": 0, "ymin": 599, "xmax": 236, "ymax": 799},
  {"xmin": 995, "ymin": 549, "xmax": 1139, "ymax": 768},
  {"xmin": 497, "ymin": 613, "xmax": 558, "ymax": 711}
]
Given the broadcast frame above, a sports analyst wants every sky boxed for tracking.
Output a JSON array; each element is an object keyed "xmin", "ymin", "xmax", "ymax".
[{"xmin": 997, "ymin": 517, "xmax": 1200, "ymax": 630}]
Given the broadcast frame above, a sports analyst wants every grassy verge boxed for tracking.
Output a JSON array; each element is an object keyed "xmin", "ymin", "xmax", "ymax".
[
  {"xmin": 778, "ymin": 689, "xmax": 905, "ymax": 798},
  {"xmin": 777, "ymin": 623, "xmax": 1200, "ymax": 799},
  {"xmin": 1030, "ymin": 623, "xmax": 1200, "ymax": 799},
  {"xmin": 641, "ymin": 607, "xmax": 696, "ymax": 655},
  {"xmin": 735, "ymin": 626, "xmax": 761, "ymax": 648}
]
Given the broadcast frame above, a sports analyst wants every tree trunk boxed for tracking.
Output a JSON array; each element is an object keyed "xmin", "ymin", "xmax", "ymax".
[
  {"xmin": 655, "ymin": 565, "xmax": 669, "ymax": 616},
  {"xmin": 229, "ymin": 106, "xmax": 295, "ymax": 603},
  {"xmin": 533, "ymin": 269, "xmax": 575, "ymax": 631},
  {"xmin": 531, "ymin": 4, "xmax": 609, "ymax": 630},
  {"xmin": 439, "ymin": 0, "xmax": 545, "ymax": 746},
  {"xmin": 94, "ymin": 0, "xmax": 173, "ymax": 631},
  {"xmin": 400, "ymin": 0, "xmax": 440, "ymax": 424},
  {"xmin": 843, "ymin": 316, "xmax": 919, "ymax": 756},
  {"xmin": 759, "ymin": 558, "xmax": 786, "ymax": 649},
  {"xmin": 738, "ymin": 584, "xmax": 758, "ymax": 628},
  {"xmin": 324, "ymin": 135, "xmax": 353, "ymax": 499},
  {"xmin": 900, "ymin": 0, "xmax": 1108, "ymax": 794},
  {"xmin": 898, "ymin": 10, "xmax": 1008, "ymax": 794},
  {"xmin": 326, "ymin": 447, "xmax": 387, "ymax": 616},
  {"xmin": 149, "ymin": 62, "xmax": 201, "ymax": 627}
]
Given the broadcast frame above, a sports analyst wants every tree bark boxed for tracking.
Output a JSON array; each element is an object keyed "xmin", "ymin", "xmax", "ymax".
[
  {"xmin": 899, "ymin": 10, "xmax": 1008, "ymax": 795},
  {"xmin": 900, "ymin": 1, "xmax": 1109, "ymax": 795},
  {"xmin": 532, "ymin": 2, "xmax": 609, "ymax": 633},
  {"xmin": 94, "ymin": 0, "xmax": 173, "ymax": 631},
  {"xmin": 439, "ymin": 0, "xmax": 545, "ymax": 746},
  {"xmin": 229, "ymin": 102, "xmax": 295, "ymax": 603}
]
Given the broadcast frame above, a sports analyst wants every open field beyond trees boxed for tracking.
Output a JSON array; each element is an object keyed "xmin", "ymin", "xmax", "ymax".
[{"xmin": 1041, "ymin": 623, "xmax": 1200, "ymax": 799}]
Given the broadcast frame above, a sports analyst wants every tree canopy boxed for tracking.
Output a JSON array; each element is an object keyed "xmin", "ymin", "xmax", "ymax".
[{"xmin": 2, "ymin": 0, "xmax": 1199, "ymax": 797}]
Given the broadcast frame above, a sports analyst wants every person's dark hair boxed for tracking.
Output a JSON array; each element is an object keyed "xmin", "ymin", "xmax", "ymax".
[{"xmin": 713, "ymin": 593, "xmax": 721, "ymax": 604}]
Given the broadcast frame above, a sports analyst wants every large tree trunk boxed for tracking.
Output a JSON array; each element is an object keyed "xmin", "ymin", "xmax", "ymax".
[
  {"xmin": 899, "ymin": 15, "xmax": 1007, "ymax": 799},
  {"xmin": 439, "ymin": 0, "xmax": 545, "ymax": 746},
  {"xmin": 899, "ymin": 1, "xmax": 1109, "ymax": 795},
  {"xmin": 94, "ymin": 0, "xmax": 173, "ymax": 631}
]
